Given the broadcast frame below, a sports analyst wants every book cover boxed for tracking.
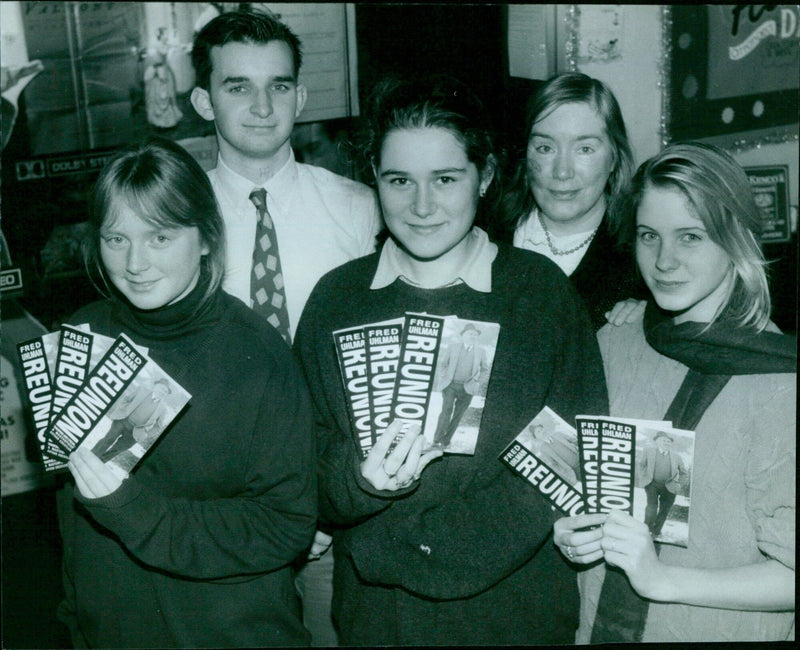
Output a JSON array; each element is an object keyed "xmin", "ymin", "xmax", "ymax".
[
  {"xmin": 16, "ymin": 336, "xmax": 62, "ymax": 471},
  {"xmin": 500, "ymin": 406, "xmax": 585, "ymax": 516},
  {"xmin": 630, "ymin": 420, "xmax": 694, "ymax": 547},
  {"xmin": 77, "ymin": 344, "xmax": 191, "ymax": 480},
  {"xmin": 49, "ymin": 325, "xmax": 95, "ymax": 428},
  {"xmin": 425, "ymin": 316, "xmax": 500, "ymax": 455},
  {"xmin": 48, "ymin": 334, "xmax": 148, "ymax": 458},
  {"xmin": 332, "ymin": 325, "xmax": 372, "ymax": 458},
  {"xmin": 576, "ymin": 415, "xmax": 693, "ymax": 547},
  {"xmin": 388, "ymin": 313, "xmax": 445, "ymax": 444},
  {"xmin": 363, "ymin": 318, "xmax": 404, "ymax": 447},
  {"xmin": 576, "ymin": 416, "xmax": 601, "ymax": 513}
]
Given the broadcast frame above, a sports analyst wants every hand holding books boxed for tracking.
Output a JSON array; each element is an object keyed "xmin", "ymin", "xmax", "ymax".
[
  {"xmin": 359, "ymin": 420, "xmax": 443, "ymax": 491},
  {"xmin": 598, "ymin": 509, "xmax": 671, "ymax": 602},
  {"xmin": 553, "ymin": 513, "xmax": 606, "ymax": 565},
  {"xmin": 68, "ymin": 446, "xmax": 126, "ymax": 499}
]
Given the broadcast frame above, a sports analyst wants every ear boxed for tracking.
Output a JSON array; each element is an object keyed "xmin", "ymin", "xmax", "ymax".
[
  {"xmin": 190, "ymin": 87, "xmax": 215, "ymax": 122},
  {"xmin": 295, "ymin": 84, "xmax": 308, "ymax": 119},
  {"xmin": 479, "ymin": 154, "xmax": 497, "ymax": 196}
]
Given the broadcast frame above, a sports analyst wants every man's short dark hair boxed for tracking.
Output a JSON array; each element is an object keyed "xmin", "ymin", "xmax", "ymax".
[{"xmin": 192, "ymin": 10, "xmax": 303, "ymax": 90}]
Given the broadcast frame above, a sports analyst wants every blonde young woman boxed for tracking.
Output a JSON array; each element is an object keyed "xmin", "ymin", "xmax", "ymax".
[{"xmin": 555, "ymin": 143, "xmax": 795, "ymax": 643}]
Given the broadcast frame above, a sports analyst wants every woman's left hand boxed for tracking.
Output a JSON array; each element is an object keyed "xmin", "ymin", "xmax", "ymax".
[
  {"xmin": 360, "ymin": 419, "xmax": 442, "ymax": 491},
  {"xmin": 553, "ymin": 512, "xmax": 608, "ymax": 564},
  {"xmin": 601, "ymin": 509, "xmax": 671, "ymax": 600},
  {"xmin": 68, "ymin": 447, "xmax": 126, "ymax": 499}
]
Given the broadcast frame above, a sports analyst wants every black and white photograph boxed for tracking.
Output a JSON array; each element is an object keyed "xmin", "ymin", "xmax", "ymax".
[{"xmin": 2, "ymin": 3, "xmax": 796, "ymax": 647}]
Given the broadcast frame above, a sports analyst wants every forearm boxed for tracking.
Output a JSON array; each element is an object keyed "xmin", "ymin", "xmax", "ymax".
[
  {"xmin": 347, "ymin": 465, "xmax": 556, "ymax": 599},
  {"xmin": 656, "ymin": 559, "xmax": 794, "ymax": 611}
]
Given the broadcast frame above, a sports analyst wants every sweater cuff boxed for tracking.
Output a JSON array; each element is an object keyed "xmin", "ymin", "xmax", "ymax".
[{"xmin": 74, "ymin": 476, "xmax": 143, "ymax": 510}]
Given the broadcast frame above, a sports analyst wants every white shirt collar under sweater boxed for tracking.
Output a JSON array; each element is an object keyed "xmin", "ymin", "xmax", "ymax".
[
  {"xmin": 371, "ymin": 227, "xmax": 497, "ymax": 292},
  {"xmin": 513, "ymin": 207, "xmax": 595, "ymax": 277}
]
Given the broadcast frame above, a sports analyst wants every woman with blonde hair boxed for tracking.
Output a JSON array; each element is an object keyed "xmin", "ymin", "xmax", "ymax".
[{"xmin": 554, "ymin": 142, "xmax": 795, "ymax": 643}]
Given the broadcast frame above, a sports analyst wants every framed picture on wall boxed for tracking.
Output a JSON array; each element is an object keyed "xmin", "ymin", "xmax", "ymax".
[
  {"xmin": 666, "ymin": 5, "xmax": 799, "ymax": 144},
  {"xmin": 744, "ymin": 165, "xmax": 791, "ymax": 244}
]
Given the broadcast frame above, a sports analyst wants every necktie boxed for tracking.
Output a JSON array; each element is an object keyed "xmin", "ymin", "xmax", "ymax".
[{"xmin": 249, "ymin": 188, "xmax": 292, "ymax": 344}]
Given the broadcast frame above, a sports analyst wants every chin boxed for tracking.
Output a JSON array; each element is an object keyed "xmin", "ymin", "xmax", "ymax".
[{"xmin": 650, "ymin": 293, "xmax": 692, "ymax": 315}]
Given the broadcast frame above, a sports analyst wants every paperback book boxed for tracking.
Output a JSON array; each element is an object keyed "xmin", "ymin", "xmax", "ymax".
[
  {"xmin": 17, "ymin": 326, "xmax": 189, "ymax": 478},
  {"xmin": 501, "ymin": 407, "xmax": 695, "ymax": 546},
  {"xmin": 333, "ymin": 312, "xmax": 501, "ymax": 457}
]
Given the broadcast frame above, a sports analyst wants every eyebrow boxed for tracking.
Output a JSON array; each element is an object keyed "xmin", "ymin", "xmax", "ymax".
[
  {"xmin": 529, "ymin": 132, "xmax": 604, "ymax": 141},
  {"xmin": 379, "ymin": 167, "xmax": 468, "ymax": 177},
  {"xmin": 221, "ymin": 75, "xmax": 296, "ymax": 84},
  {"xmin": 636, "ymin": 224, "xmax": 708, "ymax": 232}
]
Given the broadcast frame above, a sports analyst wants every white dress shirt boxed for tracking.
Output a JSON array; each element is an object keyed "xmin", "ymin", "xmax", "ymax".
[
  {"xmin": 208, "ymin": 151, "xmax": 382, "ymax": 337},
  {"xmin": 371, "ymin": 227, "xmax": 498, "ymax": 292}
]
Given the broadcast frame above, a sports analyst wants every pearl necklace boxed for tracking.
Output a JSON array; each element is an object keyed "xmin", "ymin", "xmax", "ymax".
[{"xmin": 538, "ymin": 212, "xmax": 598, "ymax": 256}]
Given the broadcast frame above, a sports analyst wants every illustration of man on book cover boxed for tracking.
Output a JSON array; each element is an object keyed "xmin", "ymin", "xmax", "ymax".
[
  {"xmin": 425, "ymin": 317, "xmax": 500, "ymax": 455},
  {"xmin": 633, "ymin": 426, "xmax": 693, "ymax": 547},
  {"xmin": 80, "ymin": 361, "xmax": 189, "ymax": 479},
  {"xmin": 516, "ymin": 407, "xmax": 581, "ymax": 488}
]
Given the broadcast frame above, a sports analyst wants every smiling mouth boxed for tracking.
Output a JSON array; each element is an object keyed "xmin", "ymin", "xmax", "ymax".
[
  {"xmin": 548, "ymin": 189, "xmax": 580, "ymax": 199},
  {"xmin": 126, "ymin": 279, "xmax": 159, "ymax": 291},
  {"xmin": 653, "ymin": 279, "xmax": 685, "ymax": 291},
  {"xmin": 407, "ymin": 223, "xmax": 445, "ymax": 234}
]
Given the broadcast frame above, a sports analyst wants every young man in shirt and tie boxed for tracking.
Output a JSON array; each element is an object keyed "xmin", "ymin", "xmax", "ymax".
[{"xmin": 190, "ymin": 10, "xmax": 381, "ymax": 646}]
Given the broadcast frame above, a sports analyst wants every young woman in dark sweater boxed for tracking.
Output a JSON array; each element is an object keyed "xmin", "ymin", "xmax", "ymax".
[
  {"xmin": 294, "ymin": 75, "xmax": 608, "ymax": 645},
  {"xmin": 57, "ymin": 138, "xmax": 317, "ymax": 647}
]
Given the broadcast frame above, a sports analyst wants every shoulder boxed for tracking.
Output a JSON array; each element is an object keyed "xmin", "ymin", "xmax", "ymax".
[
  {"xmin": 67, "ymin": 299, "xmax": 113, "ymax": 330},
  {"xmin": 597, "ymin": 317, "xmax": 646, "ymax": 357},
  {"xmin": 494, "ymin": 242, "xmax": 567, "ymax": 285},
  {"xmin": 296, "ymin": 162, "xmax": 377, "ymax": 203},
  {"xmin": 493, "ymin": 243, "xmax": 584, "ymax": 311},
  {"xmin": 311, "ymin": 252, "xmax": 380, "ymax": 294},
  {"xmin": 216, "ymin": 291, "xmax": 295, "ymax": 361}
]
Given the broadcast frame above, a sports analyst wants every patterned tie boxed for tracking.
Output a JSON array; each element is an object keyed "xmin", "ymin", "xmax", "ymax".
[{"xmin": 249, "ymin": 188, "xmax": 292, "ymax": 344}]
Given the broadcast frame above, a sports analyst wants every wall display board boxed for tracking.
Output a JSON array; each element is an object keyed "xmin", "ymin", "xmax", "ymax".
[{"xmin": 666, "ymin": 5, "xmax": 799, "ymax": 145}]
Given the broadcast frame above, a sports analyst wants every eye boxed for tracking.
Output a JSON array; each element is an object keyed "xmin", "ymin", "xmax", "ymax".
[
  {"xmin": 102, "ymin": 235, "xmax": 127, "ymax": 249},
  {"xmin": 437, "ymin": 175, "xmax": 457, "ymax": 185},
  {"xmin": 680, "ymin": 232, "xmax": 703, "ymax": 244},
  {"xmin": 637, "ymin": 231, "xmax": 658, "ymax": 243},
  {"xmin": 532, "ymin": 143, "xmax": 553, "ymax": 155},
  {"xmin": 151, "ymin": 233, "xmax": 172, "ymax": 248},
  {"xmin": 387, "ymin": 177, "xmax": 409, "ymax": 186},
  {"xmin": 271, "ymin": 83, "xmax": 291, "ymax": 93},
  {"xmin": 227, "ymin": 84, "xmax": 248, "ymax": 94},
  {"xmin": 578, "ymin": 145, "xmax": 596, "ymax": 154}
]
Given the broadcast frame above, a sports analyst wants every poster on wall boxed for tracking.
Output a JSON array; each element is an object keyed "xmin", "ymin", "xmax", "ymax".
[
  {"xmin": 668, "ymin": 5, "xmax": 799, "ymax": 143},
  {"xmin": 745, "ymin": 165, "xmax": 791, "ymax": 244}
]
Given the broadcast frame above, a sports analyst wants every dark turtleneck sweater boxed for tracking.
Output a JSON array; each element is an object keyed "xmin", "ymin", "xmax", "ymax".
[{"xmin": 56, "ymin": 275, "xmax": 317, "ymax": 648}]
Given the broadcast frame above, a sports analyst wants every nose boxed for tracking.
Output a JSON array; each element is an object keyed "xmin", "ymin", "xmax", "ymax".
[
  {"xmin": 655, "ymin": 241, "xmax": 679, "ymax": 272},
  {"xmin": 250, "ymin": 89, "xmax": 273, "ymax": 118},
  {"xmin": 126, "ymin": 242, "xmax": 150, "ymax": 274},
  {"xmin": 553, "ymin": 149, "xmax": 574, "ymax": 180},
  {"xmin": 411, "ymin": 184, "xmax": 435, "ymax": 218}
]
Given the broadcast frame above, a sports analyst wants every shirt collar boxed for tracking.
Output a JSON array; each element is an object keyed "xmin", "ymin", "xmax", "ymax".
[
  {"xmin": 371, "ymin": 227, "xmax": 497, "ymax": 292},
  {"xmin": 213, "ymin": 150, "xmax": 298, "ymax": 214},
  {"xmin": 513, "ymin": 208, "xmax": 547, "ymax": 248}
]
